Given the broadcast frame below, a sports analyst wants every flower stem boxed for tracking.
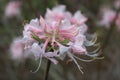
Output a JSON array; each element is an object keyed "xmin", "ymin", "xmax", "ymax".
[{"xmin": 44, "ymin": 60, "xmax": 51, "ymax": 80}]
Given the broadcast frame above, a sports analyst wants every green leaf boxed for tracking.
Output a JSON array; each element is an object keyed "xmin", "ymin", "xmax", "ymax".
[
  {"xmin": 31, "ymin": 32, "xmax": 43, "ymax": 43},
  {"xmin": 61, "ymin": 39, "xmax": 69, "ymax": 45}
]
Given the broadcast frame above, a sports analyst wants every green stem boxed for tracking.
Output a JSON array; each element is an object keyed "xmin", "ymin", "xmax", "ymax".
[{"xmin": 44, "ymin": 60, "xmax": 51, "ymax": 80}]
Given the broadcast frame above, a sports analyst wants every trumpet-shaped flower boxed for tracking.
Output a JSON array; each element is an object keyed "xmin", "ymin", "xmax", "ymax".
[{"xmin": 23, "ymin": 5, "xmax": 99, "ymax": 73}]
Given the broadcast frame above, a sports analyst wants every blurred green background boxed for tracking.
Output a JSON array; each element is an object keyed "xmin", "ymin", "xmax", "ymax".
[{"xmin": 0, "ymin": 0, "xmax": 120, "ymax": 80}]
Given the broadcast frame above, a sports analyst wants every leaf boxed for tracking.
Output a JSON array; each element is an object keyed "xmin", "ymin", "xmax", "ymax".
[
  {"xmin": 60, "ymin": 39, "xmax": 69, "ymax": 45},
  {"xmin": 31, "ymin": 32, "xmax": 43, "ymax": 43}
]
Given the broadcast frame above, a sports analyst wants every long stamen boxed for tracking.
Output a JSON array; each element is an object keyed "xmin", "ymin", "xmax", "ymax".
[
  {"xmin": 73, "ymin": 54, "xmax": 96, "ymax": 62},
  {"xmin": 31, "ymin": 54, "xmax": 43, "ymax": 73},
  {"xmin": 67, "ymin": 51, "xmax": 83, "ymax": 74}
]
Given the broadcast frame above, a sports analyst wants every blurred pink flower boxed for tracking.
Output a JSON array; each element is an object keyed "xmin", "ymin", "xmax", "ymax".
[
  {"xmin": 114, "ymin": 0, "xmax": 120, "ymax": 9},
  {"xmin": 116, "ymin": 13, "xmax": 120, "ymax": 30},
  {"xmin": 4, "ymin": 1, "xmax": 22, "ymax": 18},
  {"xmin": 10, "ymin": 37, "xmax": 31, "ymax": 61},
  {"xmin": 98, "ymin": 5, "xmax": 120, "ymax": 30},
  {"xmin": 99, "ymin": 7, "xmax": 116, "ymax": 28}
]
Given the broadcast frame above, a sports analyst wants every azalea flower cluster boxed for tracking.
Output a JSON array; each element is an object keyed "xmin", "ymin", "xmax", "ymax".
[
  {"xmin": 98, "ymin": 0, "xmax": 120, "ymax": 29},
  {"xmin": 10, "ymin": 5, "xmax": 99, "ymax": 73}
]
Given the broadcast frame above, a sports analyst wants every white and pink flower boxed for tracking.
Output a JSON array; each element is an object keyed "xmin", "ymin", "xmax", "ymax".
[{"xmin": 22, "ymin": 5, "xmax": 98, "ymax": 73}]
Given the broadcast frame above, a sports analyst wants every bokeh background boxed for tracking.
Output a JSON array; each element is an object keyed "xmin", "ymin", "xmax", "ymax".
[{"xmin": 0, "ymin": 0, "xmax": 120, "ymax": 80}]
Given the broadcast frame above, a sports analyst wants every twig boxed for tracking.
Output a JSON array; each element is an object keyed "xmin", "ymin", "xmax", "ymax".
[{"xmin": 44, "ymin": 60, "xmax": 51, "ymax": 80}]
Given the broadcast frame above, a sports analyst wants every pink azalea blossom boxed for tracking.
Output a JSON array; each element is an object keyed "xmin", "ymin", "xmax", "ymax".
[
  {"xmin": 23, "ymin": 5, "xmax": 98, "ymax": 73},
  {"xmin": 4, "ymin": 1, "xmax": 22, "ymax": 18},
  {"xmin": 24, "ymin": 16, "xmax": 86, "ymax": 55}
]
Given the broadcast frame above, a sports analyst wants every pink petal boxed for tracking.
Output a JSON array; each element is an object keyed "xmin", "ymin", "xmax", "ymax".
[{"xmin": 42, "ymin": 38, "xmax": 50, "ymax": 52}]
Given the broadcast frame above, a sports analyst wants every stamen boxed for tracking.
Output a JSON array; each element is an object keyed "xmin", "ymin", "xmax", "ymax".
[
  {"xmin": 85, "ymin": 34, "xmax": 97, "ymax": 46},
  {"xmin": 30, "ymin": 54, "xmax": 43, "ymax": 73},
  {"xmin": 67, "ymin": 51, "xmax": 83, "ymax": 74},
  {"xmin": 73, "ymin": 54, "xmax": 96, "ymax": 62}
]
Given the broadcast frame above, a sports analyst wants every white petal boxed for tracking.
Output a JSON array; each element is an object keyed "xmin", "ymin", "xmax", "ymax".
[
  {"xmin": 52, "ymin": 5, "xmax": 66, "ymax": 13},
  {"xmin": 30, "ymin": 18, "xmax": 40, "ymax": 28},
  {"xmin": 74, "ymin": 11, "xmax": 87, "ymax": 23},
  {"xmin": 31, "ymin": 43, "xmax": 42, "ymax": 59}
]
